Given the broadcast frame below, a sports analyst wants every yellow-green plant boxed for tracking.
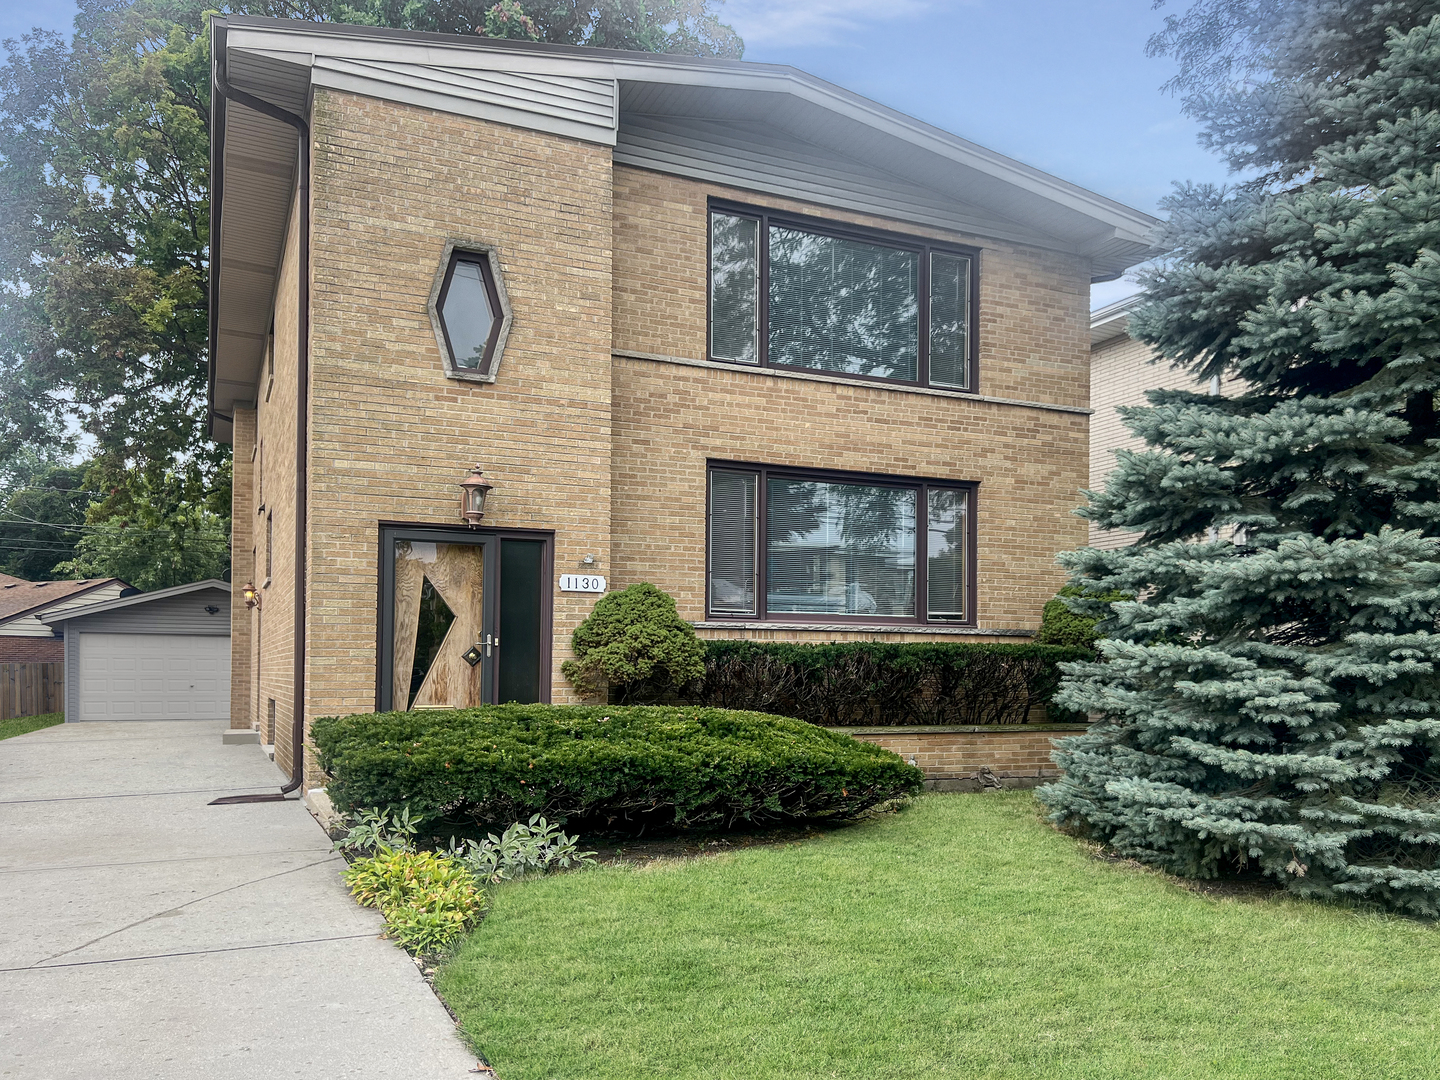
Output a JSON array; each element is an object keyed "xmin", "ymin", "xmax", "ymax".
[{"xmin": 343, "ymin": 848, "xmax": 488, "ymax": 954}]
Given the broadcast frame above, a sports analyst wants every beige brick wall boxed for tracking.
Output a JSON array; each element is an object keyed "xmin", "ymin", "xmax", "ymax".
[
  {"xmin": 1089, "ymin": 331, "xmax": 1211, "ymax": 549},
  {"xmin": 610, "ymin": 167, "xmax": 1090, "ymax": 636},
  {"xmin": 238, "ymin": 190, "xmax": 305, "ymax": 771},
  {"xmin": 229, "ymin": 407, "xmax": 255, "ymax": 730},
  {"xmin": 232, "ymin": 94, "xmax": 1100, "ymax": 751},
  {"xmin": 302, "ymin": 90, "xmax": 613, "ymax": 727}
]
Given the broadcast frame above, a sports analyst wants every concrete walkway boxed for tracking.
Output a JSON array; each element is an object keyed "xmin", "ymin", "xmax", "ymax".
[{"xmin": 0, "ymin": 721, "xmax": 480, "ymax": 1080}]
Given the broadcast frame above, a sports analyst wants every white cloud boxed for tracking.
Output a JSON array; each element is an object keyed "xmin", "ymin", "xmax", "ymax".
[{"xmin": 723, "ymin": 0, "xmax": 939, "ymax": 48}]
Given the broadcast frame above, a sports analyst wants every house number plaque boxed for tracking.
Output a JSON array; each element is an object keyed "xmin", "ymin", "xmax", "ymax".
[{"xmin": 559, "ymin": 574, "xmax": 607, "ymax": 593}]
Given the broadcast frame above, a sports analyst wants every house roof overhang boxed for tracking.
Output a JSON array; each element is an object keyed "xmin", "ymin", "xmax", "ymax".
[
  {"xmin": 1090, "ymin": 293, "xmax": 1147, "ymax": 348},
  {"xmin": 209, "ymin": 16, "xmax": 1160, "ymax": 442}
]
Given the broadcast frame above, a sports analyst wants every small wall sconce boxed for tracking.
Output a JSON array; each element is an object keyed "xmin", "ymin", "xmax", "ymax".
[
  {"xmin": 460, "ymin": 464, "xmax": 493, "ymax": 528},
  {"xmin": 204, "ymin": 605, "xmax": 221, "ymax": 615},
  {"xmin": 242, "ymin": 583, "xmax": 261, "ymax": 610}
]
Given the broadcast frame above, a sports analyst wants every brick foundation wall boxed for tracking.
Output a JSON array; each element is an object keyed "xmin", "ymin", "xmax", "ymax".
[{"xmin": 834, "ymin": 724, "xmax": 1086, "ymax": 791}]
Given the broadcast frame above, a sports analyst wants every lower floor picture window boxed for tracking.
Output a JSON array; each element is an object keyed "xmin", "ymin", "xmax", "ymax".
[{"xmin": 708, "ymin": 464, "xmax": 974, "ymax": 624}]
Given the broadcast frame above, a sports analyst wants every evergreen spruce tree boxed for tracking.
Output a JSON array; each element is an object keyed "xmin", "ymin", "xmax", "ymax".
[{"xmin": 1039, "ymin": 11, "xmax": 1440, "ymax": 914}]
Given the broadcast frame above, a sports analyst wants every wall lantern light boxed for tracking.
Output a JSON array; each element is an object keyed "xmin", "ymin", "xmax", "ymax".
[
  {"xmin": 242, "ymin": 583, "xmax": 262, "ymax": 610},
  {"xmin": 460, "ymin": 464, "xmax": 493, "ymax": 528}
]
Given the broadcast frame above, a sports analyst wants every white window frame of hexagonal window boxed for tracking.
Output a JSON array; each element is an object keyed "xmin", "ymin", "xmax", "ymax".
[{"xmin": 427, "ymin": 240, "xmax": 514, "ymax": 383}]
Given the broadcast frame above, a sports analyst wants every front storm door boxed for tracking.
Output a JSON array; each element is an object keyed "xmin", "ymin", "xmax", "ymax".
[
  {"xmin": 391, "ymin": 534, "xmax": 494, "ymax": 709},
  {"xmin": 380, "ymin": 527, "xmax": 552, "ymax": 711}
]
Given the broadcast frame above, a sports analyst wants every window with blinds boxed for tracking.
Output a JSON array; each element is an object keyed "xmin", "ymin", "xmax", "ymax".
[
  {"xmin": 709, "ymin": 469, "xmax": 757, "ymax": 614},
  {"xmin": 768, "ymin": 227, "xmax": 919, "ymax": 381},
  {"xmin": 707, "ymin": 463, "xmax": 974, "ymax": 625},
  {"xmin": 708, "ymin": 205, "xmax": 975, "ymax": 390}
]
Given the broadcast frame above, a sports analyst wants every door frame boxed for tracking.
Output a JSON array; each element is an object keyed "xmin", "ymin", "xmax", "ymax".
[{"xmin": 376, "ymin": 523, "xmax": 555, "ymax": 712}]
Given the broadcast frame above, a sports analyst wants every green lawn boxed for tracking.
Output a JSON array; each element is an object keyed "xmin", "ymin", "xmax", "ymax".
[
  {"xmin": 0, "ymin": 712, "xmax": 61, "ymax": 741},
  {"xmin": 437, "ymin": 792, "xmax": 1440, "ymax": 1080}
]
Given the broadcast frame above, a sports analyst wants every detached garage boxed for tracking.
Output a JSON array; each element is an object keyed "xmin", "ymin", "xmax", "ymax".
[{"xmin": 44, "ymin": 580, "xmax": 231, "ymax": 723}]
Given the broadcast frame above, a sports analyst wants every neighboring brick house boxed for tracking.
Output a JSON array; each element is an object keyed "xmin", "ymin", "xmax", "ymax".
[
  {"xmin": 1089, "ymin": 296, "xmax": 1232, "ymax": 549},
  {"xmin": 0, "ymin": 574, "xmax": 131, "ymax": 663},
  {"xmin": 208, "ymin": 17, "xmax": 1157, "ymax": 783}
]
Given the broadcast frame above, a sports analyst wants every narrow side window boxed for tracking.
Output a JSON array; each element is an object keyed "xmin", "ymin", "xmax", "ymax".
[
  {"xmin": 709, "ymin": 469, "xmax": 758, "ymax": 615},
  {"xmin": 926, "ymin": 488, "xmax": 967, "ymax": 621},
  {"xmin": 709, "ymin": 212, "xmax": 760, "ymax": 364},
  {"xmin": 928, "ymin": 252, "xmax": 971, "ymax": 389}
]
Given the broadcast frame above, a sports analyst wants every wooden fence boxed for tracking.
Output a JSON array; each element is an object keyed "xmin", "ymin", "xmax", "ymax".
[{"xmin": 0, "ymin": 663, "xmax": 63, "ymax": 720}]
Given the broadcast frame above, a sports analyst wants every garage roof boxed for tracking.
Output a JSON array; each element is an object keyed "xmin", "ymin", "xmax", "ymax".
[{"xmin": 41, "ymin": 579, "xmax": 231, "ymax": 628}]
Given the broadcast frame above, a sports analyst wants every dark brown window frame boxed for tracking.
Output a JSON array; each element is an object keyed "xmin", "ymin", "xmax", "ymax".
[
  {"xmin": 705, "ymin": 460, "xmax": 979, "ymax": 628},
  {"xmin": 706, "ymin": 199, "xmax": 982, "ymax": 393},
  {"xmin": 435, "ymin": 250, "xmax": 505, "ymax": 376}
]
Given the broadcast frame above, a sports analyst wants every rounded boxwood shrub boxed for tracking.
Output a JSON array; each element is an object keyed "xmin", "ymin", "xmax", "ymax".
[
  {"xmin": 561, "ymin": 583, "xmax": 705, "ymax": 702},
  {"xmin": 312, "ymin": 704, "xmax": 924, "ymax": 834}
]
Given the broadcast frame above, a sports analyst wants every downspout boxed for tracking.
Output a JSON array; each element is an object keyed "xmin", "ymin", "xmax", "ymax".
[{"xmin": 210, "ymin": 54, "xmax": 311, "ymax": 806}]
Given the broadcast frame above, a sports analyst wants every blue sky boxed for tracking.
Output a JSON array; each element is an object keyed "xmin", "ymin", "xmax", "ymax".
[{"xmin": 2, "ymin": 0, "xmax": 1234, "ymax": 308}]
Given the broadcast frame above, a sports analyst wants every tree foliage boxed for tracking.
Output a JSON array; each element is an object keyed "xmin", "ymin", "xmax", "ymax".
[
  {"xmin": 54, "ymin": 459, "xmax": 230, "ymax": 589},
  {"xmin": 1148, "ymin": 0, "xmax": 1440, "ymax": 180},
  {"xmin": 0, "ymin": 450, "xmax": 89, "ymax": 579},
  {"xmin": 1042, "ymin": 10, "xmax": 1440, "ymax": 914}
]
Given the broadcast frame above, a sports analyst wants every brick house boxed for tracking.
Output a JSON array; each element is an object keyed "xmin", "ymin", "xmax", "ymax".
[
  {"xmin": 209, "ymin": 16, "xmax": 1156, "ymax": 785},
  {"xmin": 1089, "ymin": 296, "xmax": 1235, "ymax": 550},
  {"xmin": 0, "ymin": 574, "xmax": 130, "ymax": 664}
]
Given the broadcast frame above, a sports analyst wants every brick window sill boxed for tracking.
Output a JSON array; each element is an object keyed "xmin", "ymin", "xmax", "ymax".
[{"xmin": 691, "ymin": 621, "xmax": 1033, "ymax": 637}]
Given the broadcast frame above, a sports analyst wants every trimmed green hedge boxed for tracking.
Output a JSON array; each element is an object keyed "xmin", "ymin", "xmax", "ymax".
[
  {"xmin": 312, "ymin": 704, "xmax": 924, "ymax": 834},
  {"xmin": 698, "ymin": 641, "xmax": 1092, "ymax": 726}
]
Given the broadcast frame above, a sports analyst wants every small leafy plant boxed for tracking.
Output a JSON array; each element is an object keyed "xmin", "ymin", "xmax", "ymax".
[
  {"xmin": 342, "ymin": 847, "xmax": 488, "ymax": 955},
  {"xmin": 334, "ymin": 805, "xmax": 422, "ymax": 857},
  {"xmin": 449, "ymin": 815, "xmax": 596, "ymax": 884}
]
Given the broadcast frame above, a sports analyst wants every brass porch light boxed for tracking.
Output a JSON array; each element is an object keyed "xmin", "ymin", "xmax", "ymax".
[
  {"xmin": 242, "ymin": 582, "xmax": 261, "ymax": 610},
  {"xmin": 460, "ymin": 464, "xmax": 493, "ymax": 528}
]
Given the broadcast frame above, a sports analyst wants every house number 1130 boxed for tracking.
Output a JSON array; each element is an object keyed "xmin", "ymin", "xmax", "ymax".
[{"xmin": 559, "ymin": 574, "xmax": 607, "ymax": 593}]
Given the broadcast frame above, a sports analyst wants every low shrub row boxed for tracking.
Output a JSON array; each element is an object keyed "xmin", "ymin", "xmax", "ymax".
[
  {"xmin": 696, "ymin": 641, "xmax": 1092, "ymax": 727},
  {"xmin": 313, "ymin": 704, "xmax": 924, "ymax": 834}
]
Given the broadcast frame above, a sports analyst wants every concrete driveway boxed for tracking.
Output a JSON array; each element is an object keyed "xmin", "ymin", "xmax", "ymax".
[{"xmin": 0, "ymin": 721, "xmax": 480, "ymax": 1080}]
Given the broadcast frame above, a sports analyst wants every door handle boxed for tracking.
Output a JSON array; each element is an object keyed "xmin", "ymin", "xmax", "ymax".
[{"xmin": 484, "ymin": 633, "xmax": 500, "ymax": 657}]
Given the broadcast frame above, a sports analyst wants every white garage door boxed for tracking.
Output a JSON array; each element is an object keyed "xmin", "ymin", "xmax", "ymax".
[{"xmin": 79, "ymin": 633, "xmax": 231, "ymax": 721}]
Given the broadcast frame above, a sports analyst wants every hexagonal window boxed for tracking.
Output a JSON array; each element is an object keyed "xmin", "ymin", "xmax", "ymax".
[{"xmin": 428, "ymin": 244, "xmax": 512, "ymax": 382}]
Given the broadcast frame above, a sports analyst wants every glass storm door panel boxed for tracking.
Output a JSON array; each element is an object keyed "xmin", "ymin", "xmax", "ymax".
[
  {"xmin": 392, "ymin": 538, "xmax": 491, "ymax": 709},
  {"xmin": 497, "ymin": 538, "xmax": 545, "ymax": 703}
]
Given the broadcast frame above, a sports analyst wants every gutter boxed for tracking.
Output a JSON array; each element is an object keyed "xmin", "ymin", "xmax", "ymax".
[{"xmin": 209, "ymin": 25, "xmax": 312, "ymax": 806}]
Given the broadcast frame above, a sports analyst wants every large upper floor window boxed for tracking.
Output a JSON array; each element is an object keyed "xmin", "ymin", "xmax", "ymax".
[
  {"xmin": 709, "ymin": 202, "xmax": 977, "ymax": 390},
  {"xmin": 707, "ymin": 462, "xmax": 976, "ymax": 626}
]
